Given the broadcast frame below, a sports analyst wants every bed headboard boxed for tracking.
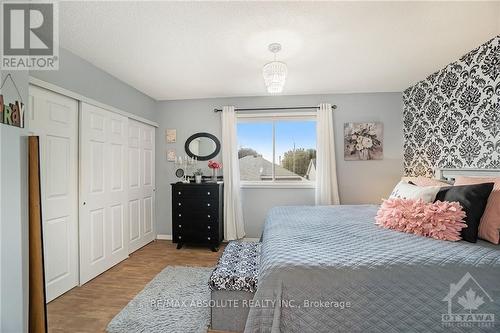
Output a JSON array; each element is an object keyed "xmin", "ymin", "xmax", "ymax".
[{"xmin": 436, "ymin": 168, "xmax": 500, "ymax": 181}]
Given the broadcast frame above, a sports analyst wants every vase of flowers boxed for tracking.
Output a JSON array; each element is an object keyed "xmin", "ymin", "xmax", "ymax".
[
  {"xmin": 358, "ymin": 148, "xmax": 369, "ymax": 160},
  {"xmin": 208, "ymin": 160, "xmax": 222, "ymax": 182},
  {"xmin": 194, "ymin": 169, "xmax": 203, "ymax": 184}
]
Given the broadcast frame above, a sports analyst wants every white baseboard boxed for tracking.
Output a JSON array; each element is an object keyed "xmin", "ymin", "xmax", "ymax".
[{"xmin": 156, "ymin": 234, "xmax": 172, "ymax": 240}]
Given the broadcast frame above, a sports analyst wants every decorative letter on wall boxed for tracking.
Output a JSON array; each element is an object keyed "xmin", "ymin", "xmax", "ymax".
[{"xmin": 0, "ymin": 74, "xmax": 24, "ymax": 128}]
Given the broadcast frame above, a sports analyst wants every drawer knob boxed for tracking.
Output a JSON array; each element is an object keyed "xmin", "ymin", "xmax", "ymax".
[
  {"xmin": 207, "ymin": 192, "xmax": 211, "ymax": 195},
  {"xmin": 207, "ymin": 214, "xmax": 211, "ymax": 218},
  {"xmin": 207, "ymin": 203, "xmax": 211, "ymax": 207},
  {"xmin": 178, "ymin": 191, "xmax": 181, "ymax": 195},
  {"xmin": 178, "ymin": 236, "xmax": 182, "ymax": 239},
  {"xmin": 178, "ymin": 224, "xmax": 182, "ymax": 228},
  {"xmin": 207, "ymin": 237, "xmax": 211, "ymax": 240},
  {"xmin": 178, "ymin": 213, "xmax": 182, "ymax": 217},
  {"xmin": 178, "ymin": 202, "xmax": 181, "ymax": 206},
  {"xmin": 207, "ymin": 226, "xmax": 211, "ymax": 229}
]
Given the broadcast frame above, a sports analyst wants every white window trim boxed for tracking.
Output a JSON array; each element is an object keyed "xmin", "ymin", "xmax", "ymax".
[{"xmin": 237, "ymin": 111, "xmax": 317, "ymax": 189}]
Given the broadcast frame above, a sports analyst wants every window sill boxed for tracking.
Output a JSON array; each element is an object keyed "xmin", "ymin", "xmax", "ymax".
[{"xmin": 240, "ymin": 182, "xmax": 316, "ymax": 189}]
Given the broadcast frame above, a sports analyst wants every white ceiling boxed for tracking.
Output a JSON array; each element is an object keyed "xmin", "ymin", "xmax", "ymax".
[{"xmin": 59, "ymin": 1, "xmax": 500, "ymax": 101}]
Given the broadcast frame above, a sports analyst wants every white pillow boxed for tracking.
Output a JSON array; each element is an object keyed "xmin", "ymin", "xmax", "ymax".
[{"xmin": 389, "ymin": 181, "xmax": 441, "ymax": 203}]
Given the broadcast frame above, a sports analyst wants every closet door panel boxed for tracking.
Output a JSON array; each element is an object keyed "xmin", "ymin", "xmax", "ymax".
[
  {"xmin": 144, "ymin": 196, "xmax": 153, "ymax": 234},
  {"xmin": 82, "ymin": 106, "xmax": 108, "ymax": 276},
  {"xmin": 141, "ymin": 125, "xmax": 155, "ymax": 242},
  {"xmin": 80, "ymin": 103, "xmax": 129, "ymax": 284},
  {"xmin": 127, "ymin": 120, "xmax": 143, "ymax": 252},
  {"xmin": 128, "ymin": 120, "xmax": 156, "ymax": 253},
  {"xmin": 28, "ymin": 85, "xmax": 79, "ymax": 302},
  {"xmin": 85, "ymin": 107, "xmax": 107, "ymax": 267},
  {"xmin": 44, "ymin": 216, "xmax": 69, "ymax": 286},
  {"xmin": 129, "ymin": 199, "xmax": 140, "ymax": 242},
  {"xmin": 90, "ymin": 141, "xmax": 105, "ymax": 194},
  {"xmin": 111, "ymin": 204, "xmax": 124, "ymax": 253},
  {"xmin": 89, "ymin": 208, "xmax": 105, "ymax": 262},
  {"xmin": 143, "ymin": 149, "xmax": 153, "ymax": 187}
]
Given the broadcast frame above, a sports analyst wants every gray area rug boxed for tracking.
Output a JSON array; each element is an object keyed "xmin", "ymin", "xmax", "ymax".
[{"xmin": 107, "ymin": 266, "xmax": 213, "ymax": 333}]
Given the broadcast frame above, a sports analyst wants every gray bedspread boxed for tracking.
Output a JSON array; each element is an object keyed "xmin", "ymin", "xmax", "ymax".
[{"xmin": 244, "ymin": 205, "xmax": 500, "ymax": 333}]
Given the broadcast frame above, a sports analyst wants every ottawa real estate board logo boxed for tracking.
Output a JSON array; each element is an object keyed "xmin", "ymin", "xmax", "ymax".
[
  {"xmin": 1, "ymin": 1, "xmax": 59, "ymax": 70},
  {"xmin": 442, "ymin": 272, "xmax": 495, "ymax": 328}
]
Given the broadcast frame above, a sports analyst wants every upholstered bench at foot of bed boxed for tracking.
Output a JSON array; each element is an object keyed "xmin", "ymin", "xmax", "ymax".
[{"xmin": 209, "ymin": 241, "xmax": 261, "ymax": 333}]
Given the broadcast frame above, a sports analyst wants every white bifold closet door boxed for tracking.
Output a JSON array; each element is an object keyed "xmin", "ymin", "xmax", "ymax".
[
  {"xmin": 79, "ymin": 102, "xmax": 129, "ymax": 284},
  {"xmin": 28, "ymin": 85, "xmax": 79, "ymax": 302},
  {"xmin": 128, "ymin": 119, "xmax": 156, "ymax": 253}
]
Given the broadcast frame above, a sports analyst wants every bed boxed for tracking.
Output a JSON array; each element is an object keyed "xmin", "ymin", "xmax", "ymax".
[{"xmin": 244, "ymin": 169, "xmax": 500, "ymax": 332}]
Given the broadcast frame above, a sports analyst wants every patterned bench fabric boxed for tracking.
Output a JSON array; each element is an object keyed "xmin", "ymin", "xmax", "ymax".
[{"xmin": 209, "ymin": 241, "xmax": 260, "ymax": 293}]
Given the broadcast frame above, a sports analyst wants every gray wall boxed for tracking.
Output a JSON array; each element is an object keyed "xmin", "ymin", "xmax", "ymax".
[
  {"xmin": 156, "ymin": 93, "xmax": 403, "ymax": 237},
  {"xmin": 31, "ymin": 48, "xmax": 157, "ymax": 121},
  {"xmin": 0, "ymin": 70, "xmax": 29, "ymax": 333}
]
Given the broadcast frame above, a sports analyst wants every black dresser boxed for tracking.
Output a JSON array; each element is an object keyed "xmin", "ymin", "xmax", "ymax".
[{"xmin": 171, "ymin": 182, "xmax": 224, "ymax": 251}]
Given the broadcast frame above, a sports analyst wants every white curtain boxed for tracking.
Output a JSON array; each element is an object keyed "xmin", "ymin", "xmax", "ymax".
[
  {"xmin": 221, "ymin": 106, "xmax": 246, "ymax": 240},
  {"xmin": 315, "ymin": 103, "xmax": 340, "ymax": 205}
]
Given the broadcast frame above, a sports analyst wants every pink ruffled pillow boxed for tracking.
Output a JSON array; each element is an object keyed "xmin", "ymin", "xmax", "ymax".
[{"xmin": 375, "ymin": 198, "xmax": 467, "ymax": 241}]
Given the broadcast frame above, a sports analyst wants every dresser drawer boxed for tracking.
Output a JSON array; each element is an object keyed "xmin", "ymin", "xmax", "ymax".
[
  {"xmin": 192, "ymin": 230, "xmax": 220, "ymax": 244},
  {"xmin": 173, "ymin": 198, "xmax": 219, "ymax": 214},
  {"xmin": 172, "ymin": 230, "xmax": 189, "ymax": 243},
  {"xmin": 202, "ymin": 233, "xmax": 219, "ymax": 244},
  {"xmin": 173, "ymin": 186, "xmax": 219, "ymax": 199},
  {"xmin": 172, "ymin": 221, "xmax": 189, "ymax": 232},
  {"xmin": 173, "ymin": 229, "xmax": 218, "ymax": 244},
  {"xmin": 173, "ymin": 211, "xmax": 219, "ymax": 228}
]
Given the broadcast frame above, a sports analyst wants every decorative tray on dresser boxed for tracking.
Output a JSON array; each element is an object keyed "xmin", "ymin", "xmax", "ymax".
[{"xmin": 171, "ymin": 182, "xmax": 224, "ymax": 252}]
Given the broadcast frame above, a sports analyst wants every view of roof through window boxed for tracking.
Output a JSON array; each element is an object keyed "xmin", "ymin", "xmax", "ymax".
[{"xmin": 237, "ymin": 120, "xmax": 316, "ymax": 182}]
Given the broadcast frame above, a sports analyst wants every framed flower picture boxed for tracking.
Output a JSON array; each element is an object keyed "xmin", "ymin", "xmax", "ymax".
[
  {"xmin": 167, "ymin": 149, "xmax": 176, "ymax": 161},
  {"xmin": 344, "ymin": 122, "xmax": 383, "ymax": 161},
  {"xmin": 166, "ymin": 129, "xmax": 176, "ymax": 143}
]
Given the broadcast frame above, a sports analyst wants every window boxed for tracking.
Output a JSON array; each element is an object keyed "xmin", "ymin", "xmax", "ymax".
[{"xmin": 237, "ymin": 113, "xmax": 316, "ymax": 185}]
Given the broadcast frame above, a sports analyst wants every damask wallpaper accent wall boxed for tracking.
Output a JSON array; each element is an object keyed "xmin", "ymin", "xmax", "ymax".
[{"xmin": 403, "ymin": 35, "xmax": 499, "ymax": 176}]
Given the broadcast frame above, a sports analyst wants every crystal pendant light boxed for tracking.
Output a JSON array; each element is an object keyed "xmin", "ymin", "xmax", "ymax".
[{"xmin": 262, "ymin": 43, "xmax": 287, "ymax": 94}]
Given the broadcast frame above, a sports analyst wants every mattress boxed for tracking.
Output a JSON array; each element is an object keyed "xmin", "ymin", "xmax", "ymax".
[{"xmin": 244, "ymin": 205, "xmax": 500, "ymax": 333}]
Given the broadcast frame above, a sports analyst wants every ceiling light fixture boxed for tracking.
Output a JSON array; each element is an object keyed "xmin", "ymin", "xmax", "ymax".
[{"xmin": 262, "ymin": 43, "xmax": 287, "ymax": 94}]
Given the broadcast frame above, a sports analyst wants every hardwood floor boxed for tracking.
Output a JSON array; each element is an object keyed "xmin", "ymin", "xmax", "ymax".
[{"xmin": 48, "ymin": 240, "xmax": 226, "ymax": 333}]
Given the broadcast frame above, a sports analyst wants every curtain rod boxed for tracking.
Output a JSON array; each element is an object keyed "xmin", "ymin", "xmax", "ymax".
[{"xmin": 213, "ymin": 105, "xmax": 337, "ymax": 113}]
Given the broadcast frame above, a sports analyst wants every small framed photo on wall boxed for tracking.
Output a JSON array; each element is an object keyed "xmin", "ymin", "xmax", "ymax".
[
  {"xmin": 167, "ymin": 149, "xmax": 176, "ymax": 161},
  {"xmin": 166, "ymin": 129, "xmax": 177, "ymax": 143}
]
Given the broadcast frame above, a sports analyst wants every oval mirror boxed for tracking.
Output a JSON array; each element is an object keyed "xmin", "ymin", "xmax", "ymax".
[{"xmin": 185, "ymin": 132, "xmax": 221, "ymax": 161}]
